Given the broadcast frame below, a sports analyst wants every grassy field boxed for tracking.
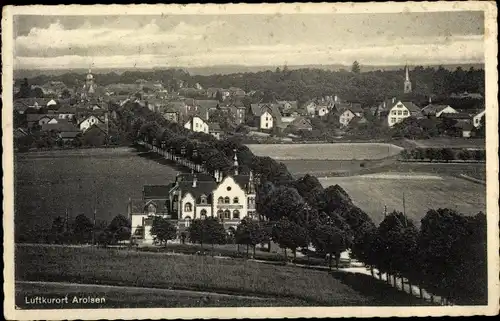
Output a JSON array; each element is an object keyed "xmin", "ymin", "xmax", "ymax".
[
  {"xmin": 16, "ymin": 245, "xmax": 429, "ymax": 307},
  {"xmin": 14, "ymin": 147, "xmax": 180, "ymax": 237},
  {"xmin": 16, "ymin": 282, "xmax": 299, "ymax": 308},
  {"xmin": 320, "ymin": 173, "xmax": 485, "ymax": 226},
  {"xmin": 246, "ymin": 143, "xmax": 403, "ymax": 160},
  {"xmin": 405, "ymin": 138, "xmax": 485, "ymax": 149}
]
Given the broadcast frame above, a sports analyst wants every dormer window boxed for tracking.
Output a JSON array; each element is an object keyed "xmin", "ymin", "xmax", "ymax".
[
  {"xmin": 200, "ymin": 195, "xmax": 207, "ymax": 204},
  {"xmin": 184, "ymin": 202, "xmax": 192, "ymax": 212},
  {"xmin": 147, "ymin": 203, "xmax": 156, "ymax": 215}
]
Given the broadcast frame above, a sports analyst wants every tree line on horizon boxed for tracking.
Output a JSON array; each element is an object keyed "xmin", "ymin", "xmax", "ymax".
[{"xmin": 15, "ymin": 64, "xmax": 484, "ymax": 108}]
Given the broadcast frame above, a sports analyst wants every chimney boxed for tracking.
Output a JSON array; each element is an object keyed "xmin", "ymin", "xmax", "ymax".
[
  {"xmin": 214, "ymin": 169, "xmax": 219, "ymax": 182},
  {"xmin": 429, "ymin": 96, "xmax": 432, "ymax": 104},
  {"xmin": 392, "ymin": 97, "xmax": 395, "ymax": 104},
  {"xmin": 192, "ymin": 174, "xmax": 197, "ymax": 188},
  {"xmin": 334, "ymin": 95, "xmax": 338, "ymax": 102}
]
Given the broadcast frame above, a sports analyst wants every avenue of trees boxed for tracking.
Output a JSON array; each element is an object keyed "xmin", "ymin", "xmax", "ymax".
[{"xmin": 107, "ymin": 99, "xmax": 487, "ymax": 304}]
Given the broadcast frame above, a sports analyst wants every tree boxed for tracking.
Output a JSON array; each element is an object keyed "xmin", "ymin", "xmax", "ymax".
[
  {"xmin": 351, "ymin": 61, "xmax": 361, "ymax": 74},
  {"xmin": 374, "ymin": 211, "xmax": 419, "ymax": 288},
  {"xmin": 272, "ymin": 217, "xmax": 308, "ymax": 262},
  {"xmin": 418, "ymin": 208, "xmax": 484, "ymax": 304},
  {"xmin": 107, "ymin": 215, "xmax": 131, "ymax": 243},
  {"xmin": 440, "ymin": 148, "xmax": 455, "ymax": 162},
  {"xmin": 150, "ymin": 216, "xmax": 177, "ymax": 246},
  {"xmin": 215, "ymin": 90, "xmax": 223, "ymax": 102},
  {"xmin": 188, "ymin": 217, "xmax": 226, "ymax": 253},
  {"xmin": 72, "ymin": 214, "xmax": 94, "ymax": 244},
  {"xmin": 49, "ymin": 216, "xmax": 66, "ymax": 244},
  {"xmin": 61, "ymin": 88, "xmax": 71, "ymax": 99},
  {"xmin": 311, "ymin": 221, "xmax": 350, "ymax": 269},
  {"xmin": 259, "ymin": 186, "xmax": 305, "ymax": 222},
  {"xmin": 235, "ymin": 219, "xmax": 268, "ymax": 257}
]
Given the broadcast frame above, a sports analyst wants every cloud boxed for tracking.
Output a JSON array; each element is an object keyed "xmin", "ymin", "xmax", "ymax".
[
  {"xmin": 13, "ymin": 17, "xmax": 484, "ymax": 69},
  {"xmin": 15, "ymin": 19, "xmax": 222, "ymax": 58}
]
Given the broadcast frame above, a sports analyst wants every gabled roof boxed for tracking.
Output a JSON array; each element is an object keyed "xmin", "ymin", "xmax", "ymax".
[
  {"xmin": 59, "ymin": 131, "xmax": 81, "ymax": 139},
  {"xmin": 288, "ymin": 116, "xmax": 312, "ymax": 128},
  {"xmin": 421, "ymin": 104, "xmax": 454, "ymax": 115},
  {"xmin": 250, "ymin": 103, "xmax": 282, "ymax": 119},
  {"xmin": 196, "ymin": 100, "xmax": 219, "ymax": 110},
  {"xmin": 143, "ymin": 184, "xmax": 175, "ymax": 199},
  {"xmin": 56, "ymin": 106, "xmax": 77, "ymax": 114},
  {"xmin": 441, "ymin": 112, "xmax": 472, "ymax": 120},
  {"xmin": 397, "ymin": 101, "xmax": 421, "ymax": 113},
  {"xmin": 41, "ymin": 123, "xmax": 80, "ymax": 132},
  {"xmin": 208, "ymin": 122, "xmax": 222, "ymax": 132}
]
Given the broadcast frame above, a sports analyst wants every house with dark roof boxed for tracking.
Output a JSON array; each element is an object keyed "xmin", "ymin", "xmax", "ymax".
[
  {"xmin": 287, "ymin": 116, "xmax": 313, "ymax": 132},
  {"xmin": 184, "ymin": 115, "xmax": 209, "ymax": 134},
  {"xmin": 248, "ymin": 103, "xmax": 282, "ymax": 130},
  {"xmin": 337, "ymin": 103, "xmax": 363, "ymax": 127},
  {"xmin": 129, "ymin": 155, "xmax": 258, "ymax": 244},
  {"xmin": 421, "ymin": 104, "xmax": 458, "ymax": 117},
  {"xmin": 386, "ymin": 100, "xmax": 422, "ymax": 127},
  {"xmin": 82, "ymin": 123, "xmax": 108, "ymax": 147},
  {"xmin": 208, "ymin": 122, "xmax": 223, "ymax": 140}
]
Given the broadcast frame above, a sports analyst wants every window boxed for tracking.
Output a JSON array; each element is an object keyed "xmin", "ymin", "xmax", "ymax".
[
  {"xmin": 224, "ymin": 196, "xmax": 230, "ymax": 204},
  {"xmin": 224, "ymin": 210, "xmax": 231, "ymax": 219},
  {"xmin": 391, "ymin": 117, "xmax": 396, "ymax": 123},
  {"xmin": 184, "ymin": 202, "xmax": 192, "ymax": 212},
  {"xmin": 147, "ymin": 203, "xmax": 156, "ymax": 215},
  {"xmin": 200, "ymin": 209, "xmax": 207, "ymax": 219},
  {"xmin": 200, "ymin": 196, "xmax": 207, "ymax": 204},
  {"xmin": 218, "ymin": 197, "xmax": 224, "ymax": 204},
  {"xmin": 233, "ymin": 210, "xmax": 240, "ymax": 219},
  {"xmin": 233, "ymin": 197, "xmax": 239, "ymax": 204},
  {"xmin": 398, "ymin": 110, "xmax": 402, "ymax": 116},
  {"xmin": 226, "ymin": 186, "xmax": 232, "ymax": 191},
  {"xmin": 403, "ymin": 111, "xmax": 408, "ymax": 116},
  {"xmin": 392, "ymin": 110, "xmax": 397, "ymax": 115},
  {"xmin": 265, "ymin": 122, "xmax": 269, "ymax": 128},
  {"xmin": 217, "ymin": 210, "xmax": 224, "ymax": 218},
  {"xmin": 185, "ymin": 216, "xmax": 191, "ymax": 228}
]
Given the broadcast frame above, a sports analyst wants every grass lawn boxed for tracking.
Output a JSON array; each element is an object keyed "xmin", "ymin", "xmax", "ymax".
[
  {"xmin": 246, "ymin": 143, "xmax": 403, "ymax": 160},
  {"xmin": 14, "ymin": 147, "xmax": 180, "ymax": 240},
  {"xmin": 16, "ymin": 282, "xmax": 301, "ymax": 308},
  {"xmin": 405, "ymin": 138, "xmax": 485, "ymax": 149},
  {"xmin": 15, "ymin": 245, "xmax": 429, "ymax": 307},
  {"xmin": 320, "ymin": 173, "xmax": 485, "ymax": 226}
]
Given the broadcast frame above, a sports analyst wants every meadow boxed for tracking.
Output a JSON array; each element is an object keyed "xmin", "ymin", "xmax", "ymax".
[
  {"xmin": 14, "ymin": 147, "xmax": 180, "ymax": 237},
  {"xmin": 320, "ymin": 173, "xmax": 486, "ymax": 226},
  {"xmin": 246, "ymin": 143, "xmax": 403, "ymax": 160},
  {"xmin": 409, "ymin": 138, "xmax": 485, "ymax": 149},
  {"xmin": 16, "ymin": 244, "xmax": 430, "ymax": 307}
]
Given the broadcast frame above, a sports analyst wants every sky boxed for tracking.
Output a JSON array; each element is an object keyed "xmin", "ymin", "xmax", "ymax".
[{"xmin": 13, "ymin": 12, "xmax": 485, "ymax": 70}]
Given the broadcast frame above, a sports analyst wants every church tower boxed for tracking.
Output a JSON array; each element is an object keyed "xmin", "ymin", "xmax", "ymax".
[
  {"xmin": 404, "ymin": 65, "xmax": 412, "ymax": 94},
  {"xmin": 82, "ymin": 68, "xmax": 96, "ymax": 100}
]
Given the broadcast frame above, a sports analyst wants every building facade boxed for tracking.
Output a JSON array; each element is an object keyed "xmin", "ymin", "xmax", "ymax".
[{"xmin": 129, "ymin": 156, "xmax": 258, "ymax": 244}]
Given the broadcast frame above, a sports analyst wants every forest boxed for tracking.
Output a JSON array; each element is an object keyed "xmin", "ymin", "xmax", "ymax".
[{"xmin": 16, "ymin": 64, "xmax": 484, "ymax": 108}]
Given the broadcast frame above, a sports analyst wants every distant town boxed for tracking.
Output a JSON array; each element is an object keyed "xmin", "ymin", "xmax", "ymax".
[{"xmin": 13, "ymin": 63, "xmax": 485, "ymax": 151}]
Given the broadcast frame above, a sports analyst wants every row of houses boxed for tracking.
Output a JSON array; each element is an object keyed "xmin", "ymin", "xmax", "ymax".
[{"xmin": 372, "ymin": 97, "xmax": 485, "ymax": 137}]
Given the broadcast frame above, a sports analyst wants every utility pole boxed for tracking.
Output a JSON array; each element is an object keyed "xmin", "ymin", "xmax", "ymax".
[{"xmin": 402, "ymin": 192, "xmax": 407, "ymax": 226}]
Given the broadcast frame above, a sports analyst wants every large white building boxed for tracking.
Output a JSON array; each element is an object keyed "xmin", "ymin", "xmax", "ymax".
[
  {"xmin": 129, "ymin": 155, "xmax": 258, "ymax": 244},
  {"xmin": 387, "ymin": 100, "xmax": 422, "ymax": 127}
]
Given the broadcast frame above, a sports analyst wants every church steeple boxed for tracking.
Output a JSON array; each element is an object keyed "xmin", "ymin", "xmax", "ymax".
[
  {"xmin": 404, "ymin": 64, "xmax": 412, "ymax": 93},
  {"xmin": 233, "ymin": 149, "xmax": 239, "ymax": 176}
]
